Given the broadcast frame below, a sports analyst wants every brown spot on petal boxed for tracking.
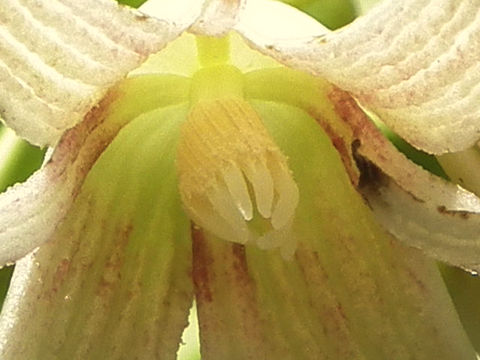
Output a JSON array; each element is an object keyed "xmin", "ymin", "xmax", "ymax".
[
  {"xmin": 192, "ymin": 228, "xmax": 213, "ymax": 303},
  {"xmin": 327, "ymin": 86, "xmax": 389, "ymax": 152},
  {"xmin": 437, "ymin": 205, "xmax": 471, "ymax": 220},
  {"xmin": 351, "ymin": 140, "xmax": 384, "ymax": 190},
  {"xmin": 405, "ymin": 268, "xmax": 427, "ymax": 294},
  {"xmin": 312, "ymin": 110, "xmax": 359, "ymax": 187},
  {"xmin": 96, "ymin": 223, "xmax": 133, "ymax": 299},
  {"xmin": 52, "ymin": 258, "xmax": 71, "ymax": 294},
  {"xmin": 192, "ymin": 230, "xmax": 266, "ymax": 358},
  {"xmin": 231, "ymin": 243, "xmax": 249, "ymax": 283},
  {"xmin": 295, "ymin": 245, "xmax": 360, "ymax": 358},
  {"xmin": 47, "ymin": 88, "xmax": 122, "ymax": 173}
]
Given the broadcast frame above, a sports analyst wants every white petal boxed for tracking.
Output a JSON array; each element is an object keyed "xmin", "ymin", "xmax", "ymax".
[
  {"xmin": 360, "ymin": 172, "xmax": 480, "ymax": 273},
  {"xmin": 329, "ymin": 88, "xmax": 480, "ymax": 272},
  {"xmin": 0, "ymin": 104, "xmax": 193, "ymax": 358},
  {"xmin": 238, "ymin": 0, "xmax": 480, "ymax": 154},
  {"xmin": 139, "ymin": 0, "xmax": 205, "ymax": 30},
  {"xmin": 0, "ymin": 0, "xmax": 192, "ymax": 147},
  {"xmin": 191, "ymin": 100, "xmax": 476, "ymax": 358},
  {"xmin": 235, "ymin": 0, "xmax": 328, "ymax": 44},
  {"xmin": 190, "ymin": 0, "xmax": 246, "ymax": 36},
  {"xmin": 0, "ymin": 73, "xmax": 189, "ymax": 267},
  {"xmin": 0, "ymin": 101, "xmax": 121, "ymax": 267}
]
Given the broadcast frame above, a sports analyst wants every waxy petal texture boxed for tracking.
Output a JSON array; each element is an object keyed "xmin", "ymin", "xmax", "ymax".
[
  {"xmin": 238, "ymin": 0, "xmax": 480, "ymax": 154},
  {"xmin": 0, "ymin": 99, "xmax": 120, "ymax": 267},
  {"xmin": 0, "ymin": 74, "xmax": 190, "ymax": 267},
  {"xmin": 0, "ymin": 0, "xmax": 192, "ymax": 147},
  {"xmin": 190, "ymin": 0, "xmax": 245, "ymax": 36},
  {"xmin": 329, "ymin": 87, "xmax": 480, "ymax": 272},
  {"xmin": 245, "ymin": 65, "xmax": 480, "ymax": 276},
  {"xmin": 0, "ymin": 104, "xmax": 193, "ymax": 359},
  {"xmin": 6, "ymin": 0, "xmax": 479, "ymax": 154},
  {"xmin": 193, "ymin": 99, "xmax": 476, "ymax": 360}
]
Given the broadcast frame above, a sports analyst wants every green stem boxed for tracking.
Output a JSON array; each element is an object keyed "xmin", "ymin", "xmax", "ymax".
[
  {"xmin": 189, "ymin": 65, "xmax": 244, "ymax": 104},
  {"xmin": 196, "ymin": 35, "xmax": 231, "ymax": 68}
]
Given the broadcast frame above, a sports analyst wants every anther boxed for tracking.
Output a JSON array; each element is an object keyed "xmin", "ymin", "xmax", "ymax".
[{"xmin": 177, "ymin": 97, "xmax": 299, "ymax": 258}]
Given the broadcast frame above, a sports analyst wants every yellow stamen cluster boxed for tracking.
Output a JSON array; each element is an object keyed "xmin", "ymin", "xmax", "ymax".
[{"xmin": 177, "ymin": 96, "xmax": 299, "ymax": 258}]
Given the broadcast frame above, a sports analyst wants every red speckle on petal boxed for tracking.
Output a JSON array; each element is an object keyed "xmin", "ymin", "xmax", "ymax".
[{"xmin": 192, "ymin": 228, "xmax": 214, "ymax": 303}]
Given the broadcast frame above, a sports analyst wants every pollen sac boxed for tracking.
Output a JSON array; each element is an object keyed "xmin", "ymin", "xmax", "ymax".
[{"xmin": 177, "ymin": 97, "xmax": 299, "ymax": 258}]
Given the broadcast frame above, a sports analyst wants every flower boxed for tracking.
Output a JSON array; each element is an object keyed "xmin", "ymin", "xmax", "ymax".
[{"xmin": 0, "ymin": 0, "xmax": 480, "ymax": 358}]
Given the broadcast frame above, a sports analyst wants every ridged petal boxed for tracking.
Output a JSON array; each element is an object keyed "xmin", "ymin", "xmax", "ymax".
[
  {"xmin": 0, "ymin": 74, "xmax": 190, "ymax": 267},
  {"xmin": 0, "ymin": 0, "xmax": 193, "ymax": 147},
  {"xmin": 0, "ymin": 104, "xmax": 193, "ymax": 359},
  {"xmin": 245, "ymin": 65, "xmax": 480, "ymax": 279},
  {"xmin": 190, "ymin": 0, "xmax": 246, "ymax": 36},
  {"xmin": 236, "ymin": 0, "xmax": 480, "ymax": 154},
  {"xmin": 193, "ymin": 99, "xmax": 475, "ymax": 360},
  {"xmin": 329, "ymin": 87, "xmax": 480, "ymax": 272}
]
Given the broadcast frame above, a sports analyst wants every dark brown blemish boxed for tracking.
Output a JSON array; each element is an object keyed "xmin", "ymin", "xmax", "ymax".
[
  {"xmin": 406, "ymin": 268, "xmax": 427, "ymax": 294},
  {"xmin": 327, "ymin": 88, "xmax": 363, "ymax": 137},
  {"xmin": 231, "ymin": 243, "xmax": 249, "ymax": 283},
  {"xmin": 192, "ymin": 228, "xmax": 213, "ymax": 303},
  {"xmin": 312, "ymin": 112, "xmax": 359, "ymax": 186},
  {"xmin": 351, "ymin": 140, "xmax": 426, "ymax": 204},
  {"xmin": 351, "ymin": 140, "xmax": 384, "ymax": 190},
  {"xmin": 327, "ymin": 87, "xmax": 390, "ymax": 150},
  {"xmin": 437, "ymin": 205, "xmax": 471, "ymax": 220}
]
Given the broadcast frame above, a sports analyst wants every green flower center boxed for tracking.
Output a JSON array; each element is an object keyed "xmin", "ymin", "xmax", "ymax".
[
  {"xmin": 176, "ymin": 38, "xmax": 299, "ymax": 258},
  {"xmin": 115, "ymin": 32, "xmax": 327, "ymax": 258}
]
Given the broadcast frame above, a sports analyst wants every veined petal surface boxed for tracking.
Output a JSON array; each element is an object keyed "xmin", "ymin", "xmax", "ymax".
[
  {"xmin": 245, "ymin": 65, "xmax": 480, "ymax": 278},
  {"xmin": 0, "ymin": 104, "xmax": 193, "ymax": 359},
  {"xmin": 192, "ymin": 99, "xmax": 476, "ymax": 360},
  {"xmin": 329, "ymin": 87, "xmax": 480, "ymax": 272},
  {"xmin": 0, "ymin": 0, "xmax": 194, "ymax": 147},
  {"xmin": 0, "ymin": 74, "xmax": 190, "ymax": 267},
  {"xmin": 237, "ymin": 0, "xmax": 480, "ymax": 154}
]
